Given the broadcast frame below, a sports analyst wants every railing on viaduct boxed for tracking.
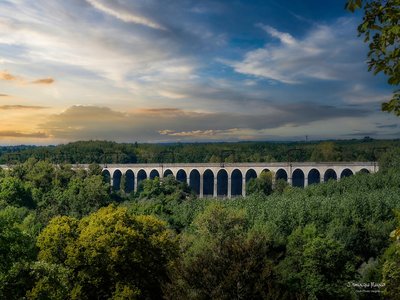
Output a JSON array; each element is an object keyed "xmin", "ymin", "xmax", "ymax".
[{"xmin": 101, "ymin": 162, "xmax": 378, "ymax": 198}]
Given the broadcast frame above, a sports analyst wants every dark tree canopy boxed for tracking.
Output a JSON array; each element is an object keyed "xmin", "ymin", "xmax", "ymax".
[{"xmin": 347, "ymin": 0, "xmax": 400, "ymax": 116}]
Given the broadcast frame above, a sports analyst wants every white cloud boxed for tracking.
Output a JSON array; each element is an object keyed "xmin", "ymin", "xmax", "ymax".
[
  {"xmin": 341, "ymin": 84, "xmax": 392, "ymax": 104},
  {"xmin": 0, "ymin": 1, "xmax": 199, "ymax": 106},
  {"xmin": 85, "ymin": 0, "xmax": 166, "ymax": 30},
  {"xmin": 230, "ymin": 18, "xmax": 365, "ymax": 84},
  {"xmin": 256, "ymin": 23, "xmax": 296, "ymax": 45}
]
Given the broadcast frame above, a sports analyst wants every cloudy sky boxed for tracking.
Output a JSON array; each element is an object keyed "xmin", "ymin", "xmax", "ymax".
[{"xmin": 0, "ymin": 0, "xmax": 398, "ymax": 144}]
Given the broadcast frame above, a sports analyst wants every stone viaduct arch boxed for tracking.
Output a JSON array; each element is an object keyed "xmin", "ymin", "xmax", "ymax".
[{"xmin": 100, "ymin": 162, "xmax": 377, "ymax": 198}]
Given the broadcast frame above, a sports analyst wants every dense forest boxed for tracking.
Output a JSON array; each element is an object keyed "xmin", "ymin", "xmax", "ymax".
[
  {"xmin": 0, "ymin": 144, "xmax": 399, "ymax": 299},
  {"xmin": 1, "ymin": 138, "xmax": 399, "ymax": 164}
]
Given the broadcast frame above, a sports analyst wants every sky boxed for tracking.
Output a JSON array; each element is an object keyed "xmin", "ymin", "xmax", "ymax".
[{"xmin": 0, "ymin": 0, "xmax": 399, "ymax": 145}]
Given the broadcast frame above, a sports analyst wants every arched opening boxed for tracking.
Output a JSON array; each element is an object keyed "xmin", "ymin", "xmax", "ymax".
[
  {"xmin": 189, "ymin": 169, "xmax": 200, "ymax": 195},
  {"xmin": 163, "ymin": 169, "xmax": 173, "ymax": 178},
  {"xmin": 102, "ymin": 169, "xmax": 111, "ymax": 184},
  {"xmin": 308, "ymin": 169, "xmax": 320, "ymax": 185},
  {"xmin": 340, "ymin": 168, "xmax": 353, "ymax": 178},
  {"xmin": 359, "ymin": 168, "xmax": 370, "ymax": 174},
  {"xmin": 203, "ymin": 169, "xmax": 214, "ymax": 197},
  {"xmin": 113, "ymin": 170, "xmax": 122, "ymax": 191},
  {"xmin": 245, "ymin": 169, "xmax": 258, "ymax": 194},
  {"xmin": 176, "ymin": 169, "xmax": 187, "ymax": 183},
  {"xmin": 125, "ymin": 170, "xmax": 134, "ymax": 193},
  {"xmin": 261, "ymin": 168, "xmax": 270, "ymax": 176},
  {"xmin": 292, "ymin": 169, "xmax": 305, "ymax": 188},
  {"xmin": 137, "ymin": 169, "xmax": 147, "ymax": 189},
  {"xmin": 217, "ymin": 169, "xmax": 228, "ymax": 197},
  {"xmin": 149, "ymin": 169, "xmax": 160, "ymax": 180},
  {"xmin": 324, "ymin": 169, "xmax": 337, "ymax": 182},
  {"xmin": 231, "ymin": 169, "xmax": 243, "ymax": 197},
  {"xmin": 245, "ymin": 169, "xmax": 257, "ymax": 183},
  {"xmin": 276, "ymin": 169, "xmax": 288, "ymax": 182}
]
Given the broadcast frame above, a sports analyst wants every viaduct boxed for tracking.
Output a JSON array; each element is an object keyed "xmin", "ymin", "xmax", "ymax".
[{"xmin": 102, "ymin": 162, "xmax": 377, "ymax": 198}]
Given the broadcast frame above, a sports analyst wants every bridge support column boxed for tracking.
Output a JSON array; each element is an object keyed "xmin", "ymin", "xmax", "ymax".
[
  {"xmin": 228, "ymin": 177, "xmax": 232, "ymax": 198},
  {"xmin": 134, "ymin": 176, "xmax": 138, "ymax": 193},
  {"xmin": 304, "ymin": 177, "xmax": 308, "ymax": 187},
  {"xmin": 242, "ymin": 178, "xmax": 246, "ymax": 197},
  {"xmin": 200, "ymin": 175, "xmax": 204, "ymax": 198},
  {"xmin": 186, "ymin": 177, "xmax": 190, "ymax": 186},
  {"xmin": 213, "ymin": 177, "xmax": 218, "ymax": 198},
  {"xmin": 110, "ymin": 178, "xmax": 114, "ymax": 189}
]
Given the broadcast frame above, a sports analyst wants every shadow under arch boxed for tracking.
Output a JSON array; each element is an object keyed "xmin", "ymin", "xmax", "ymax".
[
  {"xmin": 113, "ymin": 169, "xmax": 122, "ymax": 191},
  {"xmin": 163, "ymin": 169, "xmax": 173, "ymax": 178},
  {"xmin": 189, "ymin": 169, "xmax": 200, "ymax": 195},
  {"xmin": 137, "ymin": 169, "xmax": 147, "ymax": 190},
  {"xmin": 292, "ymin": 169, "xmax": 305, "ymax": 188},
  {"xmin": 203, "ymin": 169, "xmax": 214, "ymax": 197},
  {"xmin": 217, "ymin": 169, "xmax": 228, "ymax": 197},
  {"xmin": 308, "ymin": 169, "xmax": 320, "ymax": 185},
  {"xmin": 245, "ymin": 169, "xmax": 257, "ymax": 183},
  {"xmin": 125, "ymin": 170, "xmax": 134, "ymax": 193},
  {"xmin": 150, "ymin": 169, "xmax": 160, "ymax": 179},
  {"xmin": 276, "ymin": 169, "xmax": 288, "ymax": 182},
  {"xmin": 176, "ymin": 169, "xmax": 187, "ymax": 183},
  {"xmin": 324, "ymin": 169, "xmax": 337, "ymax": 182},
  {"xmin": 261, "ymin": 168, "xmax": 270, "ymax": 176},
  {"xmin": 340, "ymin": 168, "xmax": 353, "ymax": 178},
  {"xmin": 102, "ymin": 169, "xmax": 111, "ymax": 184},
  {"xmin": 231, "ymin": 169, "xmax": 242, "ymax": 197}
]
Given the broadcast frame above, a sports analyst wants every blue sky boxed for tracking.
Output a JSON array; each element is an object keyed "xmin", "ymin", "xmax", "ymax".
[{"xmin": 0, "ymin": 0, "xmax": 398, "ymax": 144}]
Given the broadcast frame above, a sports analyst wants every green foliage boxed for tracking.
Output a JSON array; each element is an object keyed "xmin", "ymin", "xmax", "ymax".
[
  {"xmin": 380, "ymin": 212, "xmax": 400, "ymax": 298},
  {"xmin": 0, "ymin": 159, "xmax": 113, "ymax": 222},
  {"xmin": 62, "ymin": 175, "xmax": 111, "ymax": 218},
  {"xmin": 0, "ymin": 152, "xmax": 400, "ymax": 298},
  {"xmin": 2, "ymin": 139, "xmax": 400, "ymax": 164},
  {"xmin": 311, "ymin": 142, "xmax": 341, "ymax": 161},
  {"xmin": 347, "ymin": 0, "xmax": 400, "ymax": 115},
  {"xmin": 0, "ymin": 176, "xmax": 34, "ymax": 208},
  {"xmin": 246, "ymin": 171, "xmax": 273, "ymax": 196},
  {"xmin": 87, "ymin": 163, "xmax": 103, "ymax": 176},
  {"xmin": 278, "ymin": 224, "xmax": 355, "ymax": 299},
  {"xmin": 54, "ymin": 164, "xmax": 76, "ymax": 188},
  {"xmin": 379, "ymin": 146, "xmax": 400, "ymax": 172},
  {"xmin": 273, "ymin": 178, "xmax": 289, "ymax": 194},
  {"xmin": 137, "ymin": 175, "xmax": 193, "ymax": 203},
  {"xmin": 25, "ymin": 160, "xmax": 55, "ymax": 192},
  {"xmin": 26, "ymin": 261, "xmax": 72, "ymax": 300},
  {"xmin": 130, "ymin": 176, "xmax": 196, "ymax": 231},
  {"xmin": 166, "ymin": 204, "xmax": 283, "ymax": 299},
  {"xmin": 35, "ymin": 205, "xmax": 177, "ymax": 299},
  {"xmin": 0, "ymin": 206, "xmax": 37, "ymax": 299}
]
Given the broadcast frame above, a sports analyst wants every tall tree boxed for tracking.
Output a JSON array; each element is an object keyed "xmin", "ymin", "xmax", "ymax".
[
  {"xmin": 35, "ymin": 205, "xmax": 177, "ymax": 299},
  {"xmin": 347, "ymin": 0, "xmax": 400, "ymax": 115}
]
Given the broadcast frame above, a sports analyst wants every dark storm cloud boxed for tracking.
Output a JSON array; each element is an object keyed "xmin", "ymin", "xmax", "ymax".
[
  {"xmin": 32, "ymin": 78, "xmax": 55, "ymax": 85},
  {"xmin": 0, "ymin": 71, "xmax": 55, "ymax": 86},
  {"xmin": 0, "ymin": 105, "xmax": 47, "ymax": 110},
  {"xmin": 0, "ymin": 131, "xmax": 48, "ymax": 138},
  {"xmin": 39, "ymin": 104, "xmax": 370, "ymax": 141}
]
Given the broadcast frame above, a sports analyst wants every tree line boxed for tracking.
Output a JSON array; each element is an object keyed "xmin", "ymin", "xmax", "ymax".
[{"xmin": 1, "ymin": 139, "xmax": 399, "ymax": 165}]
